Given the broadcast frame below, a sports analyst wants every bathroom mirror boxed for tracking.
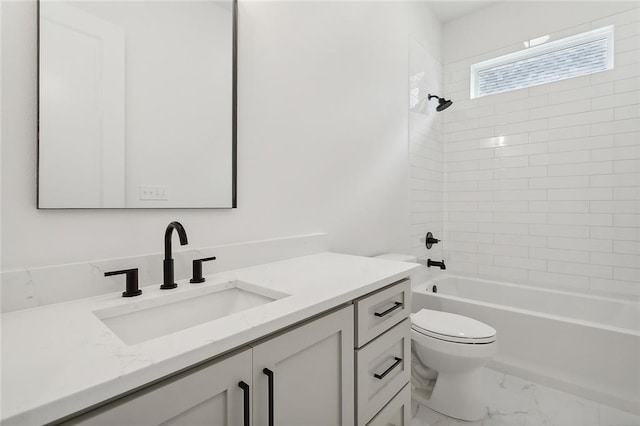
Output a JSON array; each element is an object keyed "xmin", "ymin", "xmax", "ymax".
[{"xmin": 37, "ymin": 0, "xmax": 237, "ymax": 208}]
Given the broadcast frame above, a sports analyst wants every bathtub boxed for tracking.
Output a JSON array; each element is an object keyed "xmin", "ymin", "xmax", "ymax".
[{"xmin": 411, "ymin": 275, "xmax": 640, "ymax": 414}]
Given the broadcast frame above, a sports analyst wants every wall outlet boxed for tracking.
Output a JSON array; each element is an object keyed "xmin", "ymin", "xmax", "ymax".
[{"xmin": 139, "ymin": 185, "xmax": 168, "ymax": 201}]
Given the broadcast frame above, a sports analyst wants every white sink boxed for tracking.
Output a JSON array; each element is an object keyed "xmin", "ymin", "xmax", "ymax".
[{"xmin": 94, "ymin": 280, "xmax": 289, "ymax": 345}]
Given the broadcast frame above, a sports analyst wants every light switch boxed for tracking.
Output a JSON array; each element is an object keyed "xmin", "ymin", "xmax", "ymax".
[{"xmin": 140, "ymin": 185, "xmax": 168, "ymax": 200}]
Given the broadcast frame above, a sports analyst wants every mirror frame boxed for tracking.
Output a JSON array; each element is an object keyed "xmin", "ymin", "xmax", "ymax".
[{"xmin": 36, "ymin": 0, "xmax": 238, "ymax": 209}]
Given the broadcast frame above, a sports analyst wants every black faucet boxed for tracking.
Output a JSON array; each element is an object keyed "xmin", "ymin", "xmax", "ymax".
[
  {"xmin": 190, "ymin": 256, "xmax": 217, "ymax": 284},
  {"xmin": 104, "ymin": 268, "xmax": 142, "ymax": 297},
  {"xmin": 427, "ymin": 259, "xmax": 446, "ymax": 270},
  {"xmin": 161, "ymin": 221, "xmax": 188, "ymax": 290}
]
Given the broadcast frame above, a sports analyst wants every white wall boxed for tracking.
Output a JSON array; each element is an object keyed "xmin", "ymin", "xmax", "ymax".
[
  {"xmin": 441, "ymin": 2, "xmax": 640, "ymax": 297},
  {"xmin": 0, "ymin": 1, "xmax": 441, "ymax": 271}
]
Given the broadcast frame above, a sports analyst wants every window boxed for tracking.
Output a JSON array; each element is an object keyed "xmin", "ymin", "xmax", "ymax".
[{"xmin": 470, "ymin": 26, "xmax": 614, "ymax": 99}]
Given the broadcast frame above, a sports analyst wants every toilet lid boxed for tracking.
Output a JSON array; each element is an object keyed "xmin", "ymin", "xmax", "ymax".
[{"xmin": 411, "ymin": 309, "xmax": 496, "ymax": 343}]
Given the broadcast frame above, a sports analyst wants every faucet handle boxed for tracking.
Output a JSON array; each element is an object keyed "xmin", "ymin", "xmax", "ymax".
[
  {"xmin": 425, "ymin": 232, "xmax": 440, "ymax": 249},
  {"xmin": 105, "ymin": 268, "xmax": 142, "ymax": 297},
  {"xmin": 190, "ymin": 257, "xmax": 217, "ymax": 284}
]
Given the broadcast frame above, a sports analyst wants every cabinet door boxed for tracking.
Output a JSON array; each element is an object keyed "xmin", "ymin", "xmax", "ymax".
[
  {"xmin": 252, "ymin": 306, "xmax": 355, "ymax": 426},
  {"xmin": 66, "ymin": 348, "xmax": 252, "ymax": 426}
]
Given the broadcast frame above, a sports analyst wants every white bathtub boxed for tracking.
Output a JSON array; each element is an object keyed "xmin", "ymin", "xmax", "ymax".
[{"xmin": 411, "ymin": 275, "xmax": 640, "ymax": 414}]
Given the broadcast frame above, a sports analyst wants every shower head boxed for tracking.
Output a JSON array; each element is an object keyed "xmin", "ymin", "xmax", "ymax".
[
  {"xmin": 427, "ymin": 94, "xmax": 453, "ymax": 112},
  {"xmin": 436, "ymin": 98, "xmax": 453, "ymax": 111}
]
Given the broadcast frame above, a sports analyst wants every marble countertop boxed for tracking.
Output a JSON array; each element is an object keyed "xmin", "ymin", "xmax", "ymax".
[{"xmin": 1, "ymin": 252, "xmax": 418, "ymax": 425}]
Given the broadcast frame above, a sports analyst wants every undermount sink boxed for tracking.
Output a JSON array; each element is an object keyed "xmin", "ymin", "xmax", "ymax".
[{"xmin": 93, "ymin": 280, "xmax": 289, "ymax": 345}]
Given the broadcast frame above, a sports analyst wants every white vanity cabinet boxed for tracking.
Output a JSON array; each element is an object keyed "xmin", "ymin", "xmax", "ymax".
[
  {"xmin": 60, "ymin": 277, "xmax": 413, "ymax": 426},
  {"xmin": 1, "ymin": 253, "xmax": 421, "ymax": 426},
  {"xmin": 64, "ymin": 306, "xmax": 354, "ymax": 426}
]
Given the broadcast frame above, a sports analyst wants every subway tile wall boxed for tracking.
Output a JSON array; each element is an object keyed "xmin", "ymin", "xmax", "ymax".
[
  {"xmin": 409, "ymin": 37, "xmax": 444, "ymax": 265},
  {"xmin": 441, "ymin": 8, "xmax": 640, "ymax": 296}
]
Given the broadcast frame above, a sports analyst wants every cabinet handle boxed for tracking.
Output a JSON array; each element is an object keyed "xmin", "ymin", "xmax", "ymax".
[
  {"xmin": 374, "ymin": 357, "xmax": 403, "ymax": 380},
  {"xmin": 238, "ymin": 381, "xmax": 250, "ymax": 426},
  {"xmin": 374, "ymin": 301, "xmax": 403, "ymax": 317},
  {"xmin": 263, "ymin": 368, "xmax": 274, "ymax": 426}
]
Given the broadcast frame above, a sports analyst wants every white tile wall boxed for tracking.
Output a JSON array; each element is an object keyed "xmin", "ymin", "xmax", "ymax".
[
  {"xmin": 441, "ymin": 7, "xmax": 640, "ymax": 296},
  {"xmin": 409, "ymin": 37, "xmax": 444, "ymax": 266}
]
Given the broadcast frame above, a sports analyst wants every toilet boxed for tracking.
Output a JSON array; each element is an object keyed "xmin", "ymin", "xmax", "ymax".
[
  {"xmin": 375, "ymin": 254, "xmax": 498, "ymax": 421},
  {"xmin": 411, "ymin": 309, "xmax": 497, "ymax": 421}
]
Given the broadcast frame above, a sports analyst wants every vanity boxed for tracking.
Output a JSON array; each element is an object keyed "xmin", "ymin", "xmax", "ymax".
[{"xmin": 1, "ymin": 253, "xmax": 417, "ymax": 426}]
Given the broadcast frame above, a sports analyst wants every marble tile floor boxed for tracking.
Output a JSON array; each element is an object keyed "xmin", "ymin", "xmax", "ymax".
[{"xmin": 411, "ymin": 368, "xmax": 640, "ymax": 426}]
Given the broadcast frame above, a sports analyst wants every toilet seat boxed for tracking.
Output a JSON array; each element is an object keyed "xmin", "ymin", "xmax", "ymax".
[{"xmin": 411, "ymin": 309, "xmax": 496, "ymax": 344}]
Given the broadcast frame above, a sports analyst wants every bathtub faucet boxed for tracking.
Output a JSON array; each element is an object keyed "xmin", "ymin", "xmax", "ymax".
[{"xmin": 427, "ymin": 259, "xmax": 446, "ymax": 270}]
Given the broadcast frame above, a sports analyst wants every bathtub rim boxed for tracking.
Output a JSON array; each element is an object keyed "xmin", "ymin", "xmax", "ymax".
[{"xmin": 413, "ymin": 274, "xmax": 640, "ymax": 337}]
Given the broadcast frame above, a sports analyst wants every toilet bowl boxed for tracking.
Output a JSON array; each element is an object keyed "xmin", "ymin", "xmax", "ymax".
[{"xmin": 411, "ymin": 309, "xmax": 497, "ymax": 421}]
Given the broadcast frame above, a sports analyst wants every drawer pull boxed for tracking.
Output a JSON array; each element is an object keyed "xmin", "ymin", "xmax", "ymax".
[
  {"xmin": 263, "ymin": 368, "xmax": 274, "ymax": 426},
  {"xmin": 374, "ymin": 302, "xmax": 403, "ymax": 317},
  {"xmin": 238, "ymin": 381, "xmax": 250, "ymax": 426},
  {"xmin": 374, "ymin": 357, "xmax": 403, "ymax": 380}
]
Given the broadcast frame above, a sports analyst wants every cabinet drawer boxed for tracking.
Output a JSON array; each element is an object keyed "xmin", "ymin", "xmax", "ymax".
[
  {"xmin": 366, "ymin": 384, "xmax": 411, "ymax": 426},
  {"xmin": 355, "ymin": 279, "xmax": 410, "ymax": 347},
  {"xmin": 356, "ymin": 319, "xmax": 410, "ymax": 426}
]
